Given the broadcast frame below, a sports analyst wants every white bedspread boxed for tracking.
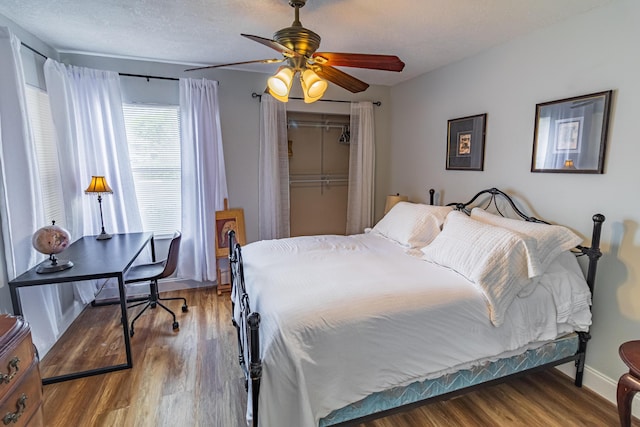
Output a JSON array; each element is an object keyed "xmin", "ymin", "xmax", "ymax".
[{"xmin": 236, "ymin": 233, "xmax": 591, "ymax": 427}]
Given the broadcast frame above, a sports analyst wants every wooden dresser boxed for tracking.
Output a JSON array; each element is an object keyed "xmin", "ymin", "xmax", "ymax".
[{"xmin": 0, "ymin": 315, "xmax": 43, "ymax": 427}]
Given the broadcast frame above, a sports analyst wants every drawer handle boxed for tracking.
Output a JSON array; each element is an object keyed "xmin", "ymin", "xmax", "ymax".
[
  {"xmin": 0, "ymin": 357, "xmax": 19, "ymax": 384},
  {"xmin": 2, "ymin": 393, "xmax": 27, "ymax": 425}
]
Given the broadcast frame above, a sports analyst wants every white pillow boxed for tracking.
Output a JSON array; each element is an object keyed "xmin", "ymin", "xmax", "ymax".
[
  {"xmin": 470, "ymin": 208, "xmax": 582, "ymax": 277},
  {"xmin": 421, "ymin": 211, "xmax": 538, "ymax": 327},
  {"xmin": 372, "ymin": 202, "xmax": 452, "ymax": 249},
  {"xmin": 536, "ymin": 251, "xmax": 592, "ymax": 330}
]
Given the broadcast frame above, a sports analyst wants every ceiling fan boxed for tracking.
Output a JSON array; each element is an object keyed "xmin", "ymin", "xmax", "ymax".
[{"xmin": 186, "ymin": 0, "xmax": 405, "ymax": 102}]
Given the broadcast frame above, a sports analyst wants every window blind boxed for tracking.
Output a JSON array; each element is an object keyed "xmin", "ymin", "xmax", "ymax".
[
  {"xmin": 123, "ymin": 103, "xmax": 181, "ymax": 237},
  {"xmin": 25, "ymin": 84, "xmax": 67, "ymax": 229}
]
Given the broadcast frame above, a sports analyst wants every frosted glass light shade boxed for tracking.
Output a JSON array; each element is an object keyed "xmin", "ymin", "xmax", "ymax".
[
  {"xmin": 267, "ymin": 66, "xmax": 295, "ymax": 102},
  {"xmin": 301, "ymin": 69, "xmax": 328, "ymax": 103}
]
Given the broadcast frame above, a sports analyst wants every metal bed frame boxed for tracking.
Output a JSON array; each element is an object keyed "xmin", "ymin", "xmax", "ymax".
[{"xmin": 229, "ymin": 187, "xmax": 604, "ymax": 426}]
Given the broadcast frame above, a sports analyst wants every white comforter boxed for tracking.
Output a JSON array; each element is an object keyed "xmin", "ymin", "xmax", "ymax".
[{"xmin": 236, "ymin": 233, "xmax": 591, "ymax": 427}]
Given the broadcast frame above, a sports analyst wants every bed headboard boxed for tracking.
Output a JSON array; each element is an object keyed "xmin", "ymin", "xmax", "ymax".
[
  {"xmin": 446, "ymin": 187, "xmax": 548, "ymax": 224},
  {"xmin": 445, "ymin": 187, "xmax": 604, "ymax": 297}
]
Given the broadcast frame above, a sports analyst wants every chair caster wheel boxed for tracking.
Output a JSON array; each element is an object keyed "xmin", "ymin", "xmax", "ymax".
[
  {"xmin": 182, "ymin": 305, "xmax": 188, "ymax": 312},
  {"xmin": 130, "ymin": 329, "xmax": 135, "ymax": 337},
  {"xmin": 173, "ymin": 321, "xmax": 179, "ymax": 330}
]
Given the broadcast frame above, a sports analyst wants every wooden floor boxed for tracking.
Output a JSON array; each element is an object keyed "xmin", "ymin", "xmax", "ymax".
[{"xmin": 41, "ymin": 286, "xmax": 633, "ymax": 427}]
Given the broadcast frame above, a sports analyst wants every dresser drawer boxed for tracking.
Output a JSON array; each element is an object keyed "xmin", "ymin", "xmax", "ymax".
[
  {"xmin": 0, "ymin": 317, "xmax": 35, "ymax": 396},
  {"xmin": 24, "ymin": 403, "xmax": 43, "ymax": 427},
  {"xmin": 0, "ymin": 358, "xmax": 42, "ymax": 427}
]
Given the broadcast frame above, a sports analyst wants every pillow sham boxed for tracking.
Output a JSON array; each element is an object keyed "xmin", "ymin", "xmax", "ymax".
[
  {"xmin": 372, "ymin": 202, "xmax": 452, "ymax": 249},
  {"xmin": 421, "ymin": 211, "xmax": 538, "ymax": 327},
  {"xmin": 535, "ymin": 250, "xmax": 592, "ymax": 330},
  {"xmin": 470, "ymin": 207, "xmax": 582, "ymax": 277}
]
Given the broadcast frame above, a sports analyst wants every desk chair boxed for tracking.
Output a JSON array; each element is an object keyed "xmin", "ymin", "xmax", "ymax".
[{"xmin": 124, "ymin": 231, "xmax": 187, "ymax": 337}]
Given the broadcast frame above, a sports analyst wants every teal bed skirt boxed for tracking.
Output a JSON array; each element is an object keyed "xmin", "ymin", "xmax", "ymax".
[{"xmin": 321, "ymin": 334, "xmax": 579, "ymax": 426}]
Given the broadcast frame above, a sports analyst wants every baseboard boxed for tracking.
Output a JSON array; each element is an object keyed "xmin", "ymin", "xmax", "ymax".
[{"xmin": 555, "ymin": 362, "xmax": 636, "ymax": 418}]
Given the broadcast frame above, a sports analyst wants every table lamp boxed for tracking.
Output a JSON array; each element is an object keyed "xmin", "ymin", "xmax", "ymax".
[
  {"xmin": 85, "ymin": 175, "xmax": 113, "ymax": 240},
  {"xmin": 384, "ymin": 193, "xmax": 409, "ymax": 214}
]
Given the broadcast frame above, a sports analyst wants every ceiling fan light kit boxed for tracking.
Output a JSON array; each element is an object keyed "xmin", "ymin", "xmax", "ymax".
[
  {"xmin": 188, "ymin": 0, "xmax": 405, "ymax": 103},
  {"xmin": 267, "ymin": 66, "xmax": 296, "ymax": 102},
  {"xmin": 300, "ymin": 68, "xmax": 328, "ymax": 103}
]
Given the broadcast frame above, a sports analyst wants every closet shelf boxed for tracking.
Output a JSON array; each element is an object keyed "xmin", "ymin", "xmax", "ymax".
[
  {"xmin": 288, "ymin": 120, "xmax": 349, "ymax": 130},
  {"xmin": 290, "ymin": 175, "xmax": 348, "ymax": 185}
]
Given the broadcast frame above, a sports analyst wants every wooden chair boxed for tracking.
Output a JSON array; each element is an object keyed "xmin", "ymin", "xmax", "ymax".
[
  {"xmin": 617, "ymin": 340, "xmax": 640, "ymax": 427},
  {"xmin": 124, "ymin": 231, "xmax": 187, "ymax": 337}
]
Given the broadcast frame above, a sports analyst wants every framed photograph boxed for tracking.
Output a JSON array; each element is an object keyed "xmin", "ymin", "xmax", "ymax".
[
  {"xmin": 446, "ymin": 113, "xmax": 487, "ymax": 171},
  {"xmin": 531, "ymin": 90, "xmax": 612, "ymax": 173},
  {"xmin": 215, "ymin": 208, "xmax": 246, "ymax": 257}
]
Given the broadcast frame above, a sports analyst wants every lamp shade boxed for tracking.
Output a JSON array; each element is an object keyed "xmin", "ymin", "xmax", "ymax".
[
  {"xmin": 384, "ymin": 194, "xmax": 408, "ymax": 214},
  {"xmin": 85, "ymin": 176, "xmax": 113, "ymax": 194},
  {"xmin": 301, "ymin": 69, "xmax": 328, "ymax": 104},
  {"xmin": 267, "ymin": 66, "xmax": 295, "ymax": 102}
]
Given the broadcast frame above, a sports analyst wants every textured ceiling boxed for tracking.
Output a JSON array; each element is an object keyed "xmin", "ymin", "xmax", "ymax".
[{"xmin": 0, "ymin": 0, "xmax": 617, "ymax": 86}]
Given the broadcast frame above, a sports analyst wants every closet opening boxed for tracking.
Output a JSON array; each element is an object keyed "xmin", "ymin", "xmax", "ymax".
[{"xmin": 287, "ymin": 112, "xmax": 350, "ymax": 236}]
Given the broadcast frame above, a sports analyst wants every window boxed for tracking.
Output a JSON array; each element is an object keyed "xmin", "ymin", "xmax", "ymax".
[
  {"xmin": 25, "ymin": 85, "xmax": 67, "ymax": 229},
  {"xmin": 123, "ymin": 104, "xmax": 181, "ymax": 237}
]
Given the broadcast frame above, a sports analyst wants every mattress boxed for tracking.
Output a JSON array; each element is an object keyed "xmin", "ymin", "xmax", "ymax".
[{"xmin": 236, "ymin": 232, "xmax": 591, "ymax": 427}]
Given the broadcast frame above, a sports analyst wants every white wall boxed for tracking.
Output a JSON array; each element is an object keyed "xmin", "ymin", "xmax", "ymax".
[{"xmin": 390, "ymin": 0, "xmax": 639, "ymax": 391}]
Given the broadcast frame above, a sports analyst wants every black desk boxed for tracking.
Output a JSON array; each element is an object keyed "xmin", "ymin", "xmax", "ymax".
[{"xmin": 9, "ymin": 232, "xmax": 155, "ymax": 384}]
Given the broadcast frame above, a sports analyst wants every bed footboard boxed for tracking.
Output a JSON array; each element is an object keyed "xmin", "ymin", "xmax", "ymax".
[
  {"xmin": 574, "ymin": 213, "xmax": 604, "ymax": 386},
  {"xmin": 229, "ymin": 230, "xmax": 262, "ymax": 427}
]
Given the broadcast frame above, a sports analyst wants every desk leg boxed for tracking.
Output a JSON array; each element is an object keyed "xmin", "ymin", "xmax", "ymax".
[
  {"xmin": 9, "ymin": 285, "xmax": 22, "ymax": 316},
  {"xmin": 42, "ymin": 276, "xmax": 134, "ymax": 384},
  {"xmin": 118, "ymin": 274, "xmax": 133, "ymax": 368}
]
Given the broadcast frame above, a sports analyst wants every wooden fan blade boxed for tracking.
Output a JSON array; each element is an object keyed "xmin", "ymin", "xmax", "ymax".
[
  {"xmin": 314, "ymin": 64, "xmax": 369, "ymax": 93},
  {"xmin": 313, "ymin": 52, "xmax": 405, "ymax": 72},
  {"xmin": 185, "ymin": 58, "xmax": 284, "ymax": 72},
  {"xmin": 241, "ymin": 34, "xmax": 301, "ymax": 58}
]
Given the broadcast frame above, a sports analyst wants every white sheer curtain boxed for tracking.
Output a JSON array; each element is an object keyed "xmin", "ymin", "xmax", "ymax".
[
  {"xmin": 0, "ymin": 27, "xmax": 63, "ymax": 353},
  {"xmin": 346, "ymin": 101, "xmax": 375, "ymax": 234},
  {"xmin": 44, "ymin": 59, "xmax": 143, "ymax": 303},
  {"xmin": 258, "ymin": 94, "xmax": 289, "ymax": 240},
  {"xmin": 178, "ymin": 78, "xmax": 228, "ymax": 282}
]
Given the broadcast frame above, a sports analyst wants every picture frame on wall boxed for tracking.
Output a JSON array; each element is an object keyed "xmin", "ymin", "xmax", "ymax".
[
  {"xmin": 531, "ymin": 90, "xmax": 612, "ymax": 173},
  {"xmin": 214, "ymin": 208, "xmax": 246, "ymax": 258},
  {"xmin": 446, "ymin": 113, "xmax": 487, "ymax": 171}
]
